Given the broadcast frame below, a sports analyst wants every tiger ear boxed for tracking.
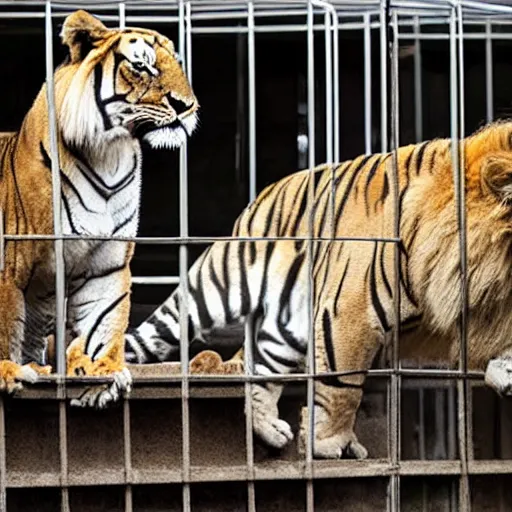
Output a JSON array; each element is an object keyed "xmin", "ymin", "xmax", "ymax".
[
  {"xmin": 481, "ymin": 156, "xmax": 512, "ymax": 202},
  {"xmin": 60, "ymin": 10, "xmax": 109, "ymax": 63}
]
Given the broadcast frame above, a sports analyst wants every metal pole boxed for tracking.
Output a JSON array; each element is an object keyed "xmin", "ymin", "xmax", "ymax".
[
  {"xmin": 485, "ymin": 20, "xmax": 493, "ymax": 123},
  {"xmin": 450, "ymin": 3, "xmax": 470, "ymax": 510},
  {"xmin": 389, "ymin": 9, "xmax": 401, "ymax": 512},
  {"xmin": 364, "ymin": 12, "xmax": 372, "ymax": 155},
  {"xmin": 306, "ymin": 2, "xmax": 316, "ymax": 511},
  {"xmin": 244, "ymin": 316, "xmax": 256, "ymax": 512},
  {"xmin": 123, "ymin": 399, "xmax": 133, "ymax": 512},
  {"xmin": 248, "ymin": 0, "xmax": 256, "ymax": 203},
  {"xmin": 332, "ymin": 9, "xmax": 339, "ymax": 165},
  {"xmin": 246, "ymin": 3, "xmax": 257, "ymax": 511},
  {"xmin": 413, "ymin": 15, "xmax": 423, "ymax": 142},
  {"xmin": 178, "ymin": 2, "xmax": 191, "ymax": 511},
  {"xmin": 45, "ymin": 0, "xmax": 66, "ymax": 377},
  {"xmin": 323, "ymin": 8, "xmax": 332, "ymax": 167},
  {"xmin": 379, "ymin": 2, "xmax": 388, "ymax": 154},
  {"xmin": 118, "ymin": 2, "xmax": 126, "ymax": 29}
]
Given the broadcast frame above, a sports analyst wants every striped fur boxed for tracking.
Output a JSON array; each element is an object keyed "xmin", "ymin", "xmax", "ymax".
[
  {"xmin": 0, "ymin": 10, "xmax": 198, "ymax": 408},
  {"xmin": 126, "ymin": 121, "xmax": 512, "ymax": 457}
]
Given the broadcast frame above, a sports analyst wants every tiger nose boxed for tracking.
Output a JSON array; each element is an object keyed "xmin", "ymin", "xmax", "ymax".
[{"xmin": 166, "ymin": 93, "xmax": 194, "ymax": 117}]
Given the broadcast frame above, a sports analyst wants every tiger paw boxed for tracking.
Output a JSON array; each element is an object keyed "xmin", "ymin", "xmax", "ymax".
[
  {"xmin": 253, "ymin": 414, "xmax": 294, "ymax": 449},
  {"xmin": 67, "ymin": 337, "xmax": 132, "ymax": 408},
  {"xmin": 310, "ymin": 433, "xmax": 368, "ymax": 459},
  {"xmin": 298, "ymin": 406, "xmax": 368, "ymax": 459},
  {"xmin": 0, "ymin": 360, "xmax": 42, "ymax": 394},
  {"xmin": 70, "ymin": 368, "xmax": 132, "ymax": 409},
  {"xmin": 26, "ymin": 362, "xmax": 53, "ymax": 376}
]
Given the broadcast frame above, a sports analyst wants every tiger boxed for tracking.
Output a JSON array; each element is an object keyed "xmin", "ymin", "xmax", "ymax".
[
  {"xmin": 0, "ymin": 9, "xmax": 198, "ymax": 408},
  {"xmin": 125, "ymin": 120, "xmax": 512, "ymax": 459}
]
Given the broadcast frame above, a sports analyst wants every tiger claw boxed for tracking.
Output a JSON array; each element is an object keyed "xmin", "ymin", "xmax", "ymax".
[{"xmin": 70, "ymin": 368, "xmax": 132, "ymax": 409}]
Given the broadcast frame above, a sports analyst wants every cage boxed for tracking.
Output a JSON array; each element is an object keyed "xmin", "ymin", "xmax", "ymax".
[{"xmin": 0, "ymin": 0, "xmax": 512, "ymax": 511}]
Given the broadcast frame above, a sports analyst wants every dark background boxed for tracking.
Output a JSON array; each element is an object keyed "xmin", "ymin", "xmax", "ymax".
[{"xmin": 1, "ymin": 12, "xmax": 512, "ymax": 326}]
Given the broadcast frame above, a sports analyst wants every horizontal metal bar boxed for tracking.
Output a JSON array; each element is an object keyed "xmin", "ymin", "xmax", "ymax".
[
  {"xmin": 21, "ymin": 366, "xmax": 485, "ymax": 388},
  {"xmin": 0, "ymin": 234, "xmax": 402, "ymax": 243},
  {"xmin": 1, "ymin": 0, "xmax": 511, "ymax": 15},
  {"xmin": 7, "ymin": 458, "xmax": 512, "ymax": 489},
  {"xmin": 399, "ymin": 32, "xmax": 512, "ymax": 40},
  {"xmin": 131, "ymin": 276, "xmax": 180, "ymax": 285},
  {"xmin": 1, "ymin": 10, "xmax": 511, "ymax": 31}
]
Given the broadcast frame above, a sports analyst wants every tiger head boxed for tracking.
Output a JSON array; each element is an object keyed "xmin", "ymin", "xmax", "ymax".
[{"xmin": 55, "ymin": 10, "xmax": 198, "ymax": 150}]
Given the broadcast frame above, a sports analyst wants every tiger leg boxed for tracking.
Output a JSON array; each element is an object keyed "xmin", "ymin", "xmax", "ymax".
[
  {"xmin": 0, "ymin": 280, "xmax": 48, "ymax": 393},
  {"xmin": 300, "ymin": 310, "xmax": 382, "ymax": 459},
  {"xmin": 66, "ymin": 260, "xmax": 133, "ymax": 409},
  {"xmin": 250, "ymin": 316, "xmax": 304, "ymax": 449}
]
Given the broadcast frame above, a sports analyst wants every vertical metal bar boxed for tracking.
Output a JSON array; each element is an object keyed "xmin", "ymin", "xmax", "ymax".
[
  {"xmin": 178, "ymin": 2, "xmax": 191, "ymax": 511},
  {"xmin": 418, "ymin": 389, "xmax": 425, "ymax": 460},
  {"xmin": 123, "ymin": 400, "xmax": 133, "ymax": 512},
  {"xmin": 244, "ymin": 317, "xmax": 256, "ymax": 512},
  {"xmin": 413, "ymin": 15, "xmax": 423, "ymax": 142},
  {"xmin": 46, "ymin": 5, "xmax": 69, "ymax": 508},
  {"xmin": 485, "ymin": 20, "xmax": 493, "ymax": 123},
  {"xmin": 447, "ymin": 384, "xmax": 457, "ymax": 459},
  {"xmin": 118, "ymin": 3, "xmax": 126, "ymax": 29},
  {"xmin": 306, "ymin": 2, "xmax": 316, "ymax": 511},
  {"xmin": 413, "ymin": 14, "xmax": 427, "ymax": 477},
  {"xmin": 185, "ymin": 0, "xmax": 192, "ymax": 82},
  {"xmin": 246, "ymin": 4, "xmax": 257, "ymax": 511},
  {"xmin": 379, "ymin": 3, "xmax": 388, "ymax": 154},
  {"xmin": 0, "ymin": 399, "xmax": 6, "ymax": 512},
  {"xmin": 59, "ymin": 401, "xmax": 69, "ymax": 512},
  {"xmin": 389, "ymin": 10, "xmax": 401, "ymax": 512},
  {"xmin": 324, "ymin": 10, "xmax": 332, "ymax": 168},
  {"xmin": 248, "ymin": 0, "xmax": 256, "ymax": 203},
  {"xmin": 450, "ymin": 3, "xmax": 470, "ymax": 510},
  {"xmin": 45, "ymin": 0, "xmax": 66, "ymax": 377},
  {"xmin": 332, "ymin": 10, "xmax": 339, "ymax": 165},
  {"xmin": 364, "ymin": 12, "xmax": 372, "ymax": 155}
]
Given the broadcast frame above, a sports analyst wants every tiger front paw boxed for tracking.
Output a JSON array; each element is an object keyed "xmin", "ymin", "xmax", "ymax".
[
  {"xmin": 298, "ymin": 406, "xmax": 368, "ymax": 459},
  {"xmin": 67, "ymin": 337, "xmax": 132, "ymax": 409},
  {"xmin": 70, "ymin": 367, "xmax": 132, "ymax": 409},
  {"xmin": 0, "ymin": 360, "xmax": 48, "ymax": 394}
]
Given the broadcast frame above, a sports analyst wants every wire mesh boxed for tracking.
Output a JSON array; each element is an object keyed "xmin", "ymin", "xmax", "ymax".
[{"xmin": 1, "ymin": 0, "xmax": 512, "ymax": 511}]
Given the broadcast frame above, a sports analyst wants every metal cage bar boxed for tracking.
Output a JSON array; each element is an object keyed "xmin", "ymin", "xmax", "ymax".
[
  {"xmin": 389, "ymin": 10, "xmax": 401, "ymax": 511},
  {"xmin": 305, "ymin": 4, "xmax": 316, "ymax": 510},
  {"xmin": 2, "ymin": 1, "xmax": 512, "ymax": 510}
]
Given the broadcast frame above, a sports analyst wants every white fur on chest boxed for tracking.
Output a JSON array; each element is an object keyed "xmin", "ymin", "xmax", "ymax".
[{"xmin": 62, "ymin": 138, "xmax": 142, "ymax": 239}]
